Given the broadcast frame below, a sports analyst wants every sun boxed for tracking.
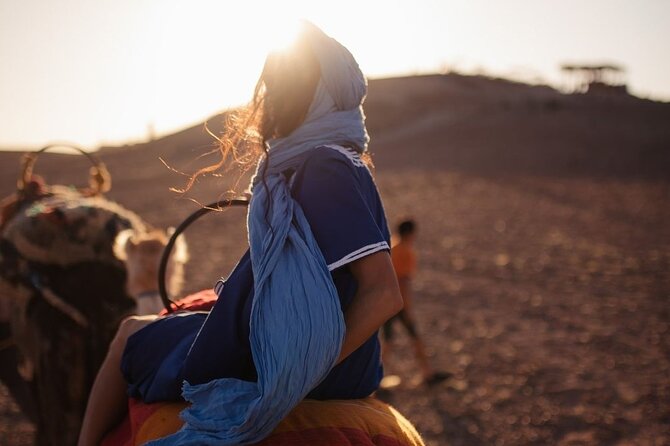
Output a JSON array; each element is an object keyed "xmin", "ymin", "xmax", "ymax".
[
  {"xmin": 60, "ymin": 0, "xmax": 371, "ymax": 146},
  {"xmin": 263, "ymin": 19, "xmax": 303, "ymax": 54}
]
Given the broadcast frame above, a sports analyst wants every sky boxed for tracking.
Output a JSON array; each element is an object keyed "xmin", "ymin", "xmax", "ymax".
[{"xmin": 0, "ymin": 0, "xmax": 668, "ymax": 149}]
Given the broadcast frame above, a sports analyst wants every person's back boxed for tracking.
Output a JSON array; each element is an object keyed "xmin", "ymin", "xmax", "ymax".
[
  {"xmin": 391, "ymin": 219, "xmax": 418, "ymax": 308},
  {"xmin": 391, "ymin": 239, "xmax": 416, "ymax": 283}
]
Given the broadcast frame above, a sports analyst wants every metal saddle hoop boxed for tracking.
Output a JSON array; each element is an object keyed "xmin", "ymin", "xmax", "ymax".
[
  {"xmin": 158, "ymin": 198, "xmax": 250, "ymax": 312},
  {"xmin": 18, "ymin": 143, "xmax": 111, "ymax": 196}
]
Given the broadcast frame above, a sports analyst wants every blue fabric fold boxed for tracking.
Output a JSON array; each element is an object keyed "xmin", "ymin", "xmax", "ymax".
[{"xmin": 148, "ymin": 21, "xmax": 368, "ymax": 445}]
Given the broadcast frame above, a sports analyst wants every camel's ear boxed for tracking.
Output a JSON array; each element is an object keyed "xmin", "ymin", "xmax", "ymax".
[
  {"xmin": 167, "ymin": 227, "xmax": 189, "ymax": 264},
  {"xmin": 113, "ymin": 229, "xmax": 135, "ymax": 260}
]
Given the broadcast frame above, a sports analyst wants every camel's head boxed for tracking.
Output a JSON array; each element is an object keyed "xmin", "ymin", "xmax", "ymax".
[{"xmin": 113, "ymin": 228, "xmax": 188, "ymax": 310}]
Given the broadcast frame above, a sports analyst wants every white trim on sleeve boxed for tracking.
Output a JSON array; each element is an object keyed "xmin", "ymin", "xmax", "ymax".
[{"xmin": 327, "ymin": 241, "xmax": 390, "ymax": 271}]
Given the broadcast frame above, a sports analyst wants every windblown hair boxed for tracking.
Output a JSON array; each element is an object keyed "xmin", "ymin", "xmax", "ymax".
[{"xmin": 178, "ymin": 31, "xmax": 321, "ymax": 196}]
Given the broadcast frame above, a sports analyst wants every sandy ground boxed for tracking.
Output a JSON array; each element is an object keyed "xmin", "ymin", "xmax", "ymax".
[
  {"xmin": 375, "ymin": 172, "xmax": 669, "ymax": 445},
  {"xmin": 1, "ymin": 74, "xmax": 669, "ymax": 445}
]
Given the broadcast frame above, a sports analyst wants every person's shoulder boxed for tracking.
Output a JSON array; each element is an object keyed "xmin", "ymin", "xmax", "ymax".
[
  {"xmin": 303, "ymin": 145, "xmax": 367, "ymax": 171},
  {"xmin": 292, "ymin": 145, "xmax": 375, "ymax": 197}
]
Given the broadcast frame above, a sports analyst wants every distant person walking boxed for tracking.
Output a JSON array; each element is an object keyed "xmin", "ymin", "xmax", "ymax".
[{"xmin": 382, "ymin": 219, "xmax": 449, "ymax": 386}]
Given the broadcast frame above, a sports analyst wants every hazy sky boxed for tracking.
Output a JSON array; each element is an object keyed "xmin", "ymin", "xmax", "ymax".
[{"xmin": 1, "ymin": 0, "xmax": 668, "ymax": 148}]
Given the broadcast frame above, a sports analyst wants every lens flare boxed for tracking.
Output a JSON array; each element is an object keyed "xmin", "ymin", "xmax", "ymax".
[{"xmin": 263, "ymin": 18, "xmax": 303, "ymax": 54}]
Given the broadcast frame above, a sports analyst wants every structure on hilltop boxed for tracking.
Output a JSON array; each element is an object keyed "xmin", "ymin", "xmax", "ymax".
[{"xmin": 561, "ymin": 63, "xmax": 628, "ymax": 96}]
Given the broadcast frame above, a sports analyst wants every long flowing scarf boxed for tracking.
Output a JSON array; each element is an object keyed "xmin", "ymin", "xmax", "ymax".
[{"xmin": 149, "ymin": 22, "xmax": 369, "ymax": 445}]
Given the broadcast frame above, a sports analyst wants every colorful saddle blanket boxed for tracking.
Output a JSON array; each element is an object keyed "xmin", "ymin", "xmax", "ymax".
[
  {"xmin": 102, "ymin": 290, "xmax": 424, "ymax": 445},
  {"xmin": 102, "ymin": 397, "xmax": 424, "ymax": 446}
]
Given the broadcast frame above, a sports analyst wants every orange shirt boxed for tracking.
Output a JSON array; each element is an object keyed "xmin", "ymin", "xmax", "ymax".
[{"xmin": 391, "ymin": 241, "xmax": 417, "ymax": 280}]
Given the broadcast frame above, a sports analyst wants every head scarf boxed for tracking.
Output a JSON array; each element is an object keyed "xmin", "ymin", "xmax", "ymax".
[
  {"xmin": 255, "ymin": 20, "xmax": 369, "ymax": 174},
  {"xmin": 150, "ymin": 22, "xmax": 368, "ymax": 445}
]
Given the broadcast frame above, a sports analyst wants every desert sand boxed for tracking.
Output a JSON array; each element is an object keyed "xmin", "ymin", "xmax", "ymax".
[{"xmin": 1, "ymin": 73, "xmax": 669, "ymax": 445}]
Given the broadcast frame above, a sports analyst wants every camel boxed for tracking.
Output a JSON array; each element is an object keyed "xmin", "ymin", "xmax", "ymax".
[{"xmin": 0, "ymin": 178, "xmax": 147, "ymax": 445}]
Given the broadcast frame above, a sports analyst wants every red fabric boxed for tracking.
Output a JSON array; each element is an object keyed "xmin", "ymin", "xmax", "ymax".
[
  {"xmin": 158, "ymin": 288, "xmax": 217, "ymax": 315},
  {"xmin": 101, "ymin": 399, "xmax": 162, "ymax": 446},
  {"xmin": 100, "ymin": 416, "xmax": 131, "ymax": 446}
]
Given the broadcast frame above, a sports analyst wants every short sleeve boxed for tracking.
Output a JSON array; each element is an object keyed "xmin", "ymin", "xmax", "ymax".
[{"xmin": 292, "ymin": 150, "xmax": 390, "ymax": 271}]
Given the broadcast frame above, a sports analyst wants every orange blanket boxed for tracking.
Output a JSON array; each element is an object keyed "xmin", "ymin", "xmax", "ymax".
[{"xmin": 102, "ymin": 397, "xmax": 424, "ymax": 446}]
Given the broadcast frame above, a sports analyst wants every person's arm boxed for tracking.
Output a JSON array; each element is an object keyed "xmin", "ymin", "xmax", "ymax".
[{"xmin": 336, "ymin": 250, "xmax": 404, "ymax": 364}]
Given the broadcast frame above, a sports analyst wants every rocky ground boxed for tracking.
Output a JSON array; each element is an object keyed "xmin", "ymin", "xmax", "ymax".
[{"xmin": 1, "ymin": 74, "xmax": 668, "ymax": 445}]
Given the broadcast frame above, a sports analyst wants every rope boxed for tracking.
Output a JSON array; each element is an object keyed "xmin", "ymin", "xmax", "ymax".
[
  {"xmin": 39, "ymin": 287, "xmax": 89, "ymax": 328},
  {"xmin": 30, "ymin": 274, "xmax": 89, "ymax": 328}
]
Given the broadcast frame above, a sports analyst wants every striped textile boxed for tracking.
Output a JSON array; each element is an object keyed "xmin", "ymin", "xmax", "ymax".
[{"xmin": 102, "ymin": 397, "xmax": 424, "ymax": 446}]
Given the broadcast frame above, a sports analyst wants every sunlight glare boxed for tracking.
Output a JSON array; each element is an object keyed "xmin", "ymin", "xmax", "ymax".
[{"xmin": 264, "ymin": 18, "xmax": 302, "ymax": 54}]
